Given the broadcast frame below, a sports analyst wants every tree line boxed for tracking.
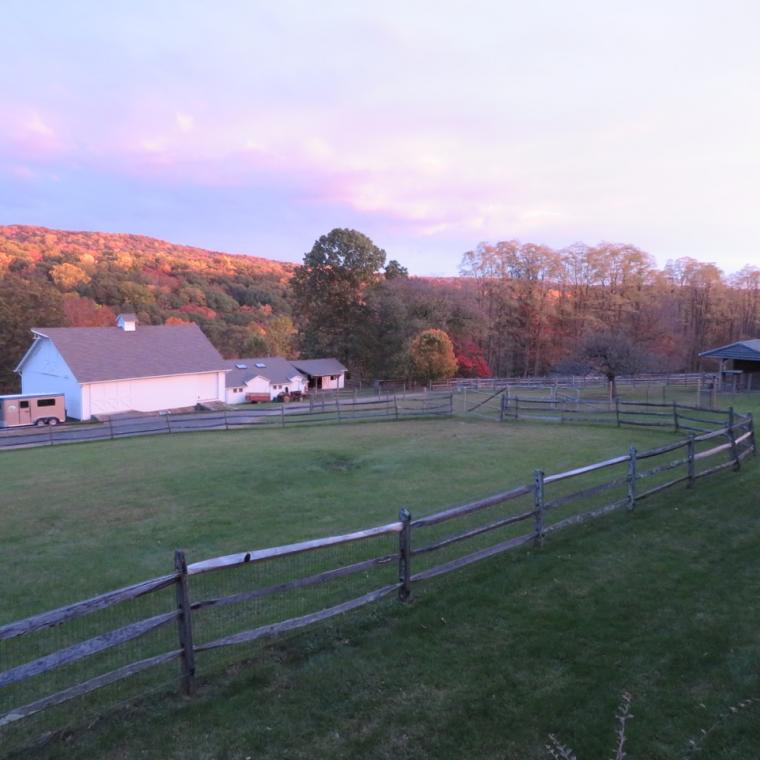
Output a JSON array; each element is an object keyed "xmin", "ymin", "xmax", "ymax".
[{"xmin": 0, "ymin": 225, "xmax": 758, "ymax": 393}]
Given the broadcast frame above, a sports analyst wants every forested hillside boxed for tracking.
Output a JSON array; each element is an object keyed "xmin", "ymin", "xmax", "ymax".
[
  {"xmin": 0, "ymin": 226, "xmax": 296, "ymax": 390},
  {"xmin": 0, "ymin": 225, "xmax": 758, "ymax": 393}
]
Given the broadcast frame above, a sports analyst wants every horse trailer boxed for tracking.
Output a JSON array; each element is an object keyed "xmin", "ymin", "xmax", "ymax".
[{"xmin": 0, "ymin": 394, "xmax": 66, "ymax": 428}]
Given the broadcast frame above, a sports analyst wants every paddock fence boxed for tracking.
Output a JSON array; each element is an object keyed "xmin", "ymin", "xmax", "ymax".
[
  {"xmin": 0, "ymin": 392, "xmax": 454, "ymax": 452},
  {"xmin": 432, "ymin": 371, "xmax": 707, "ymax": 392},
  {"xmin": 0, "ymin": 405, "xmax": 755, "ymax": 753},
  {"xmin": 496, "ymin": 395, "xmax": 742, "ymax": 435}
]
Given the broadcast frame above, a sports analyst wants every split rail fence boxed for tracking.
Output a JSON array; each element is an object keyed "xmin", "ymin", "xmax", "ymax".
[
  {"xmin": 0, "ymin": 393, "xmax": 453, "ymax": 451},
  {"xmin": 0, "ymin": 403, "xmax": 755, "ymax": 752}
]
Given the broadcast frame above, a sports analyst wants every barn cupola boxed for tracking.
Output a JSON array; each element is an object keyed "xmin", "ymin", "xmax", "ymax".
[{"xmin": 116, "ymin": 313, "xmax": 137, "ymax": 332}]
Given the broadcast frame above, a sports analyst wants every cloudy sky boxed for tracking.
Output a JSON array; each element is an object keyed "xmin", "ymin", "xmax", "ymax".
[{"xmin": 1, "ymin": 1, "xmax": 758, "ymax": 274}]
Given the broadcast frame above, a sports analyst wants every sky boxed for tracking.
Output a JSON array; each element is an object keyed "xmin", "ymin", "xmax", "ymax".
[{"xmin": 1, "ymin": 1, "xmax": 759, "ymax": 275}]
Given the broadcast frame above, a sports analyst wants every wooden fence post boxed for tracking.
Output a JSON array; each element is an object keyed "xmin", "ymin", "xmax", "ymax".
[
  {"xmin": 615, "ymin": 397, "xmax": 621, "ymax": 427},
  {"xmin": 533, "ymin": 470, "xmax": 545, "ymax": 548},
  {"xmin": 174, "ymin": 550, "xmax": 196, "ymax": 697},
  {"xmin": 727, "ymin": 406, "xmax": 740, "ymax": 470},
  {"xmin": 166, "ymin": 414, "xmax": 172, "ymax": 433},
  {"xmin": 108, "ymin": 417, "xmax": 114, "ymax": 440},
  {"xmin": 48, "ymin": 424, "xmax": 54, "ymax": 446},
  {"xmin": 627, "ymin": 446, "xmax": 637, "ymax": 510},
  {"xmin": 499, "ymin": 393, "xmax": 505, "ymax": 422},
  {"xmin": 515, "ymin": 397, "xmax": 519, "ymax": 420},
  {"xmin": 394, "ymin": 393, "xmax": 399, "ymax": 420},
  {"xmin": 687, "ymin": 434, "xmax": 696, "ymax": 488},
  {"xmin": 673, "ymin": 401, "xmax": 679, "ymax": 433},
  {"xmin": 449, "ymin": 393, "xmax": 454, "ymax": 416},
  {"xmin": 748, "ymin": 413, "xmax": 757, "ymax": 457},
  {"xmin": 280, "ymin": 405, "xmax": 285, "ymax": 427},
  {"xmin": 223, "ymin": 410, "xmax": 229, "ymax": 431},
  {"xmin": 398, "ymin": 508, "xmax": 412, "ymax": 601}
]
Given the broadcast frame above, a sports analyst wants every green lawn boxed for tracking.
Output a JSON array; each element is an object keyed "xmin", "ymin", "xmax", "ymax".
[{"xmin": 1, "ymin": 403, "xmax": 758, "ymax": 759}]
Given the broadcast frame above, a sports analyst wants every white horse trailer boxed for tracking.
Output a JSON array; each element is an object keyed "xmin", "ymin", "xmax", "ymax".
[{"xmin": 0, "ymin": 394, "xmax": 66, "ymax": 428}]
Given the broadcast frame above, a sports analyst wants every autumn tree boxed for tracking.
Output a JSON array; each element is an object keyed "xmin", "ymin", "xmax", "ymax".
[
  {"xmin": 291, "ymin": 228, "xmax": 387, "ymax": 369},
  {"xmin": 577, "ymin": 330, "xmax": 651, "ymax": 399},
  {"xmin": 409, "ymin": 329, "xmax": 458, "ymax": 383},
  {"xmin": 0, "ymin": 276, "xmax": 64, "ymax": 391}
]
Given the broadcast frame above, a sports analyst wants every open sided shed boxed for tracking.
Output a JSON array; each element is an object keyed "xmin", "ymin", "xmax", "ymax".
[{"xmin": 699, "ymin": 339, "xmax": 760, "ymax": 391}]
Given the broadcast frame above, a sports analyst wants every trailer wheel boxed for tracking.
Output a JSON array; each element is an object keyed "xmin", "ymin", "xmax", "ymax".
[
  {"xmin": 48, "ymin": 417, "xmax": 59, "ymax": 426},
  {"xmin": 35, "ymin": 418, "xmax": 47, "ymax": 426}
]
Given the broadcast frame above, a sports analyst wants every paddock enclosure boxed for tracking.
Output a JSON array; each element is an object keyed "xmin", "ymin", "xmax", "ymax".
[{"xmin": 0, "ymin": 397, "xmax": 754, "ymax": 756}]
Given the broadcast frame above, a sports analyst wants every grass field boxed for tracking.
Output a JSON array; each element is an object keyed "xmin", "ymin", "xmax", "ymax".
[{"xmin": 1, "ymin": 398, "xmax": 759, "ymax": 759}]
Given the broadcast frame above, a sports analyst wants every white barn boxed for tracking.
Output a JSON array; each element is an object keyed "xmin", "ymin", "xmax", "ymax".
[
  {"xmin": 225, "ymin": 357, "xmax": 307, "ymax": 404},
  {"xmin": 16, "ymin": 315, "xmax": 228, "ymax": 420}
]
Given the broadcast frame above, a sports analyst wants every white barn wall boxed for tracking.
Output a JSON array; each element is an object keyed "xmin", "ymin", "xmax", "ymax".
[
  {"xmin": 19, "ymin": 338, "xmax": 83, "ymax": 419},
  {"xmin": 319, "ymin": 373, "xmax": 345, "ymax": 390},
  {"xmin": 84, "ymin": 372, "xmax": 226, "ymax": 418}
]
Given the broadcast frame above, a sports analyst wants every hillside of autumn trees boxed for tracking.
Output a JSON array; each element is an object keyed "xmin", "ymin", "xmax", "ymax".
[
  {"xmin": 1, "ymin": 225, "xmax": 759, "ymax": 393},
  {"xmin": 0, "ymin": 225, "xmax": 295, "ymax": 391}
]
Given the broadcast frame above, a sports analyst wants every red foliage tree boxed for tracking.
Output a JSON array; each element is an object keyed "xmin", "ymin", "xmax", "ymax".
[{"xmin": 455, "ymin": 339, "xmax": 492, "ymax": 377}]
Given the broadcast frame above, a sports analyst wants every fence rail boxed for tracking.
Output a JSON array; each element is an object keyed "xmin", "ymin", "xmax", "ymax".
[
  {"xmin": 0, "ymin": 403, "xmax": 755, "ymax": 748},
  {"xmin": 432, "ymin": 372, "xmax": 708, "ymax": 392},
  {"xmin": 0, "ymin": 393, "xmax": 454, "ymax": 451}
]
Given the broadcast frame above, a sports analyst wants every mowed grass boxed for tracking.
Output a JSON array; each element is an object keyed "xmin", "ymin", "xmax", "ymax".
[
  {"xmin": 1, "ymin": 416, "xmax": 676, "ymax": 621},
  {"xmin": 2, "ymin": 406, "xmax": 759, "ymax": 759}
]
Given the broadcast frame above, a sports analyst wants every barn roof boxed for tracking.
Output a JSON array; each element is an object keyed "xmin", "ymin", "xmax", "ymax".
[
  {"xmin": 699, "ymin": 339, "xmax": 760, "ymax": 362},
  {"xmin": 225, "ymin": 357, "xmax": 304, "ymax": 388},
  {"xmin": 20, "ymin": 324, "xmax": 228, "ymax": 383},
  {"xmin": 291, "ymin": 358, "xmax": 347, "ymax": 377}
]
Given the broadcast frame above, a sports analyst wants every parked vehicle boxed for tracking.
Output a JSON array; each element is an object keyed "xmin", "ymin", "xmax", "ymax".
[
  {"xmin": 0, "ymin": 394, "xmax": 66, "ymax": 428},
  {"xmin": 276, "ymin": 390, "xmax": 305, "ymax": 403},
  {"xmin": 245, "ymin": 393, "xmax": 271, "ymax": 404}
]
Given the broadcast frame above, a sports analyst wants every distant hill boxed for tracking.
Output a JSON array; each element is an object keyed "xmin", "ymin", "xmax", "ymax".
[{"xmin": 0, "ymin": 225, "xmax": 298, "ymax": 391}]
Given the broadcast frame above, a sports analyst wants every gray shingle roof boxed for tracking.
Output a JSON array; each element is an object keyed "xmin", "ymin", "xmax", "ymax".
[
  {"xmin": 699, "ymin": 339, "xmax": 760, "ymax": 362},
  {"xmin": 25, "ymin": 324, "xmax": 228, "ymax": 383},
  {"xmin": 291, "ymin": 358, "xmax": 347, "ymax": 377},
  {"xmin": 225, "ymin": 357, "xmax": 304, "ymax": 388}
]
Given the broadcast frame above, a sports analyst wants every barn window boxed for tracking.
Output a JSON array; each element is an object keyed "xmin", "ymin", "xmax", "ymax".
[{"xmin": 37, "ymin": 399, "xmax": 56, "ymax": 407}]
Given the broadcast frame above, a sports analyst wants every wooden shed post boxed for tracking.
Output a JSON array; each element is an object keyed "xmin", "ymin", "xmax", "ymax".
[
  {"xmin": 173, "ymin": 550, "xmax": 196, "ymax": 696},
  {"xmin": 533, "ymin": 470, "xmax": 545, "ymax": 548},
  {"xmin": 398, "ymin": 508, "xmax": 412, "ymax": 601},
  {"xmin": 627, "ymin": 446, "xmax": 637, "ymax": 510}
]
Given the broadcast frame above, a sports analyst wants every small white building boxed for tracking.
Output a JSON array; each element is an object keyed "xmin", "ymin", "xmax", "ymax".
[
  {"xmin": 16, "ymin": 315, "xmax": 229, "ymax": 420},
  {"xmin": 225, "ymin": 357, "xmax": 307, "ymax": 404},
  {"xmin": 292, "ymin": 358, "xmax": 347, "ymax": 391}
]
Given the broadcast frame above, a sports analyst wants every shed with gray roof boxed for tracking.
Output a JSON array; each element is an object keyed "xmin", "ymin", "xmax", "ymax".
[
  {"xmin": 291, "ymin": 358, "xmax": 347, "ymax": 390},
  {"xmin": 699, "ymin": 339, "xmax": 760, "ymax": 391}
]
